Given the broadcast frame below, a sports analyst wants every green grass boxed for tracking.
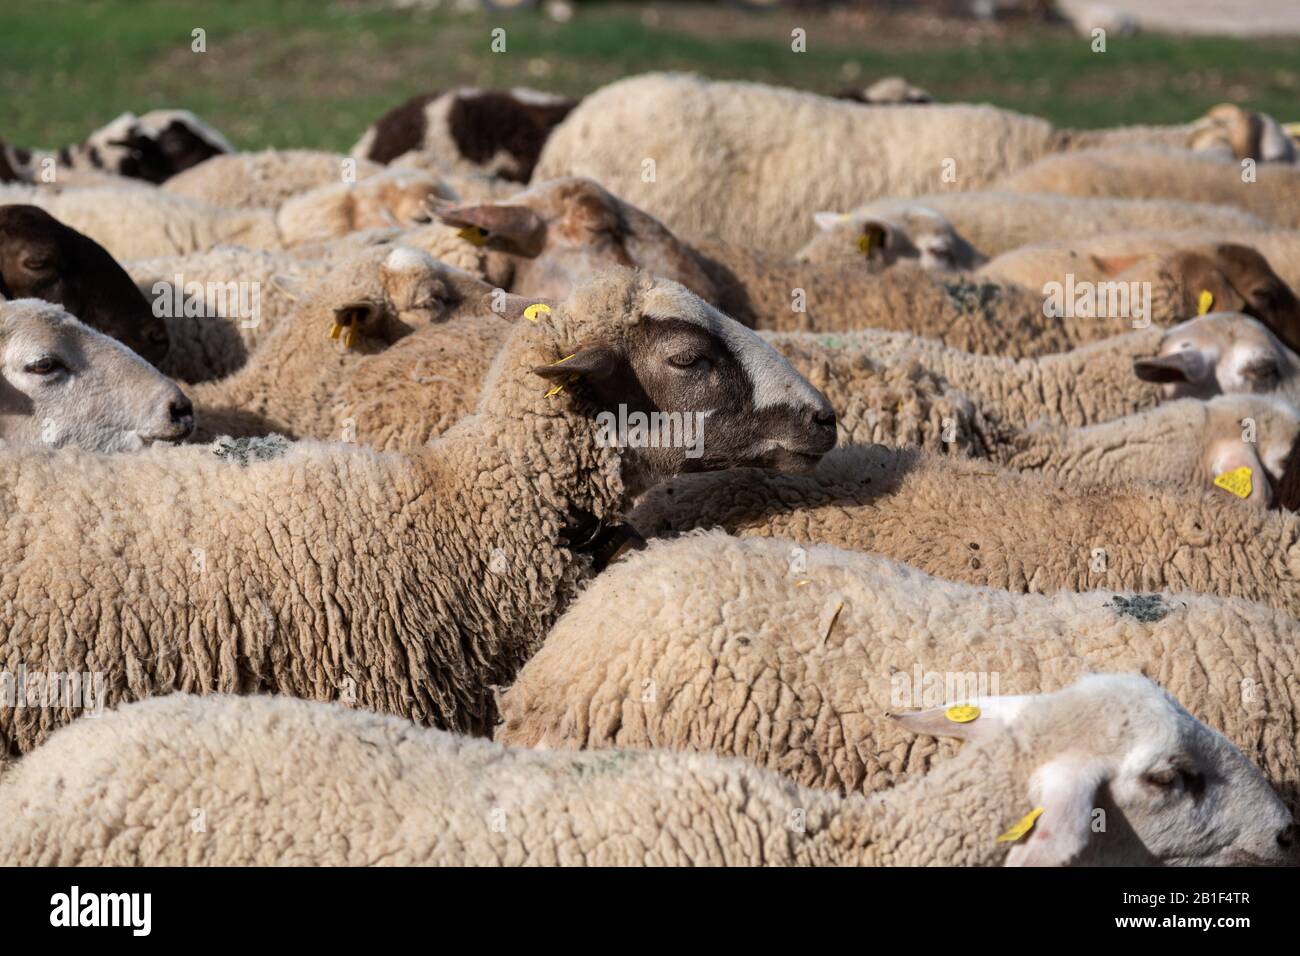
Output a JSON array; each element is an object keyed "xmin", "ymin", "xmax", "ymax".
[{"xmin": 3, "ymin": 0, "xmax": 1298, "ymax": 151}]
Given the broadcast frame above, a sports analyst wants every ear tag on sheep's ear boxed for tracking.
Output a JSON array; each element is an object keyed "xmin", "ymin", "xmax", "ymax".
[
  {"xmin": 330, "ymin": 321, "xmax": 344, "ymax": 340},
  {"xmin": 996, "ymin": 807, "xmax": 1045, "ymax": 844},
  {"xmin": 1214, "ymin": 465, "xmax": 1253, "ymax": 499},
  {"xmin": 344, "ymin": 327, "xmax": 357, "ymax": 349},
  {"xmin": 523, "ymin": 303, "xmax": 552, "ymax": 323},
  {"xmin": 857, "ymin": 231, "xmax": 876, "ymax": 255},
  {"xmin": 1197, "ymin": 290, "xmax": 1214, "ymax": 315},
  {"xmin": 457, "ymin": 226, "xmax": 489, "ymax": 247},
  {"xmin": 945, "ymin": 704, "xmax": 980, "ymax": 724}
]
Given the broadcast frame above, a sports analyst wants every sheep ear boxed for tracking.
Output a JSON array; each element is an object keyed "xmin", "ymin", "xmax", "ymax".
[
  {"xmin": 435, "ymin": 202, "xmax": 546, "ymax": 250},
  {"xmin": 858, "ymin": 221, "xmax": 889, "ymax": 259},
  {"xmin": 1004, "ymin": 755, "xmax": 1107, "ymax": 867},
  {"xmin": 532, "ymin": 342, "xmax": 620, "ymax": 382},
  {"xmin": 812, "ymin": 211, "xmax": 846, "ymax": 231},
  {"xmin": 1133, "ymin": 351, "xmax": 1208, "ymax": 384},
  {"xmin": 1206, "ymin": 437, "xmax": 1270, "ymax": 507},
  {"xmin": 270, "ymin": 274, "xmax": 308, "ymax": 303},
  {"xmin": 889, "ymin": 694, "xmax": 1036, "ymax": 742}
]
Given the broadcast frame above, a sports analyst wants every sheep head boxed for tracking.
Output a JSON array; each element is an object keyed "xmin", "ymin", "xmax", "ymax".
[
  {"xmin": 893, "ymin": 674, "xmax": 1298, "ymax": 867},
  {"xmin": 485, "ymin": 268, "xmax": 836, "ymax": 493},
  {"xmin": 0, "ymin": 298, "xmax": 193, "ymax": 451}
]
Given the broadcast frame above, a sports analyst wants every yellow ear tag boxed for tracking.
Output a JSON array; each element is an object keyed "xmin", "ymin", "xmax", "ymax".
[
  {"xmin": 857, "ymin": 231, "xmax": 875, "ymax": 255},
  {"xmin": 343, "ymin": 327, "xmax": 357, "ymax": 349},
  {"xmin": 1197, "ymin": 290, "xmax": 1214, "ymax": 315},
  {"xmin": 544, "ymin": 384, "xmax": 565, "ymax": 398},
  {"xmin": 523, "ymin": 303, "xmax": 552, "ymax": 323},
  {"xmin": 457, "ymin": 226, "xmax": 488, "ymax": 247},
  {"xmin": 1214, "ymin": 465, "xmax": 1253, "ymax": 499},
  {"xmin": 1283, "ymin": 122, "xmax": 1300, "ymax": 137},
  {"xmin": 996, "ymin": 807, "xmax": 1045, "ymax": 844},
  {"xmin": 945, "ymin": 704, "xmax": 981, "ymax": 724},
  {"xmin": 329, "ymin": 322, "xmax": 344, "ymax": 340}
]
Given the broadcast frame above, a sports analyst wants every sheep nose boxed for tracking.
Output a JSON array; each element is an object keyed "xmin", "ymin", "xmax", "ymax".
[
  {"xmin": 814, "ymin": 407, "xmax": 836, "ymax": 430},
  {"xmin": 169, "ymin": 395, "xmax": 194, "ymax": 425},
  {"xmin": 1278, "ymin": 823, "xmax": 1299, "ymax": 849}
]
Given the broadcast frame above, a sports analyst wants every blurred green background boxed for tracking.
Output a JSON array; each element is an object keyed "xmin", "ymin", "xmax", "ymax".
[{"xmin": 3, "ymin": 0, "xmax": 1298, "ymax": 151}]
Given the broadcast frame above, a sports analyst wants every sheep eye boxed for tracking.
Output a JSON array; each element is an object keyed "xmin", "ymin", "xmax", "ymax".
[
  {"xmin": 23, "ymin": 258, "xmax": 51, "ymax": 271},
  {"xmin": 24, "ymin": 356, "xmax": 65, "ymax": 376},
  {"xmin": 1142, "ymin": 768, "xmax": 1179, "ymax": 789},
  {"xmin": 667, "ymin": 353, "xmax": 706, "ymax": 370}
]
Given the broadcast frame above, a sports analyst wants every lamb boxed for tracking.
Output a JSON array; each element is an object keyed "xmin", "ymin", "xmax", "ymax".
[
  {"xmin": 534, "ymin": 73, "xmax": 1196, "ymax": 254},
  {"xmin": 0, "ymin": 204, "xmax": 170, "ymax": 364},
  {"xmin": 352, "ymin": 87, "xmax": 578, "ymax": 182},
  {"xmin": 0, "ymin": 268, "xmax": 835, "ymax": 748},
  {"xmin": 835, "ymin": 76, "xmax": 934, "ymax": 105},
  {"xmin": 1187, "ymin": 103, "xmax": 1298, "ymax": 165},
  {"xmin": 182, "ymin": 246, "xmax": 493, "ymax": 442},
  {"xmin": 162, "ymin": 149, "xmax": 387, "ymax": 209},
  {"xmin": 995, "ymin": 147, "xmax": 1300, "ymax": 229},
  {"xmin": 2, "ymin": 675, "xmax": 1291, "ymax": 866},
  {"xmin": 770, "ymin": 325, "xmax": 1164, "ymax": 431},
  {"xmin": 800, "ymin": 192, "xmax": 1268, "ymax": 264},
  {"xmin": 497, "ymin": 530, "xmax": 1300, "ymax": 821},
  {"xmin": 629, "ymin": 442, "xmax": 1300, "ymax": 619},
  {"xmin": 0, "ymin": 168, "xmax": 449, "ymax": 261},
  {"xmin": 0, "ymin": 298, "xmax": 192, "ymax": 451},
  {"xmin": 0, "ymin": 109, "xmax": 231, "ymax": 186}
]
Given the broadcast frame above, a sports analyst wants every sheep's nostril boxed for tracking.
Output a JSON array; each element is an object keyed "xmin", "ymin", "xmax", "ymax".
[
  {"xmin": 814, "ymin": 408, "xmax": 836, "ymax": 429},
  {"xmin": 169, "ymin": 396, "xmax": 194, "ymax": 424},
  {"xmin": 1278, "ymin": 823, "xmax": 1299, "ymax": 848}
]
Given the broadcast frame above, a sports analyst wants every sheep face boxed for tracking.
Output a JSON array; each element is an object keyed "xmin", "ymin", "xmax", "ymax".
[
  {"xmin": 0, "ymin": 204, "xmax": 170, "ymax": 364},
  {"xmin": 1134, "ymin": 312, "xmax": 1296, "ymax": 401},
  {"xmin": 533, "ymin": 272, "xmax": 836, "ymax": 485},
  {"xmin": 433, "ymin": 177, "xmax": 718, "ymax": 303},
  {"xmin": 798, "ymin": 205, "xmax": 982, "ymax": 272},
  {"xmin": 0, "ymin": 299, "xmax": 193, "ymax": 451},
  {"xmin": 898, "ymin": 674, "xmax": 1298, "ymax": 867},
  {"xmin": 1197, "ymin": 394, "xmax": 1300, "ymax": 509}
]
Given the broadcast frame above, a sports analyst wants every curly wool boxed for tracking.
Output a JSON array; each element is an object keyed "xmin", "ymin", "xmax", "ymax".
[
  {"xmin": 0, "ymin": 272, "xmax": 657, "ymax": 748},
  {"xmin": 162, "ymin": 149, "xmax": 386, "ymax": 209}
]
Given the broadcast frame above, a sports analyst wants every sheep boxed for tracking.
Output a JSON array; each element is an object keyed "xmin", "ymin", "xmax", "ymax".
[
  {"xmin": 0, "ymin": 299, "xmax": 192, "ymax": 451},
  {"xmin": 534, "ymin": 73, "xmax": 1196, "ymax": 255},
  {"xmin": 799, "ymin": 192, "xmax": 1269, "ymax": 264},
  {"xmin": 0, "ymin": 268, "xmax": 836, "ymax": 747},
  {"xmin": 629, "ymin": 442, "xmax": 1300, "ymax": 619},
  {"xmin": 184, "ymin": 247, "xmax": 499, "ymax": 442},
  {"xmin": 0, "ymin": 204, "xmax": 170, "ymax": 364},
  {"xmin": 770, "ymin": 325, "xmax": 1164, "ymax": 431},
  {"xmin": 995, "ymin": 394, "xmax": 1300, "ymax": 494},
  {"xmin": 496, "ymin": 530, "xmax": 1300, "ymax": 812},
  {"xmin": 995, "ymin": 147, "xmax": 1300, "ymax": 229},
  {"xmin": 794, "ymin": 203, "xmax": 986, "ymax": 272},
  {"xmin": 162, "ymin": 149, "xmax": 387, "ymax": 209},
  {"xmin": 1133, "ymin": 312, "xmax": 1300, "ymax": 406},
  {"xmin": 0, "ymin": 168, "xmax": 450, "ymax": 261},
  {"xmin": 352, "ymin": 87, "xmax": 579, "ymax": 182},
  {"xmin": 1187, "ymin": 103, "xmax": 1298, "ymax": 165},
  {"xmin": 694, "ymin": 242, "xmax": 1255, "ymax": 355},
  {"xmin": 2, "ymin": 674, "xmax": 1292, "ymax": 866},
  {"xmin": 0, "ymin": 109, "xmax": 231, "ymax": 186}
]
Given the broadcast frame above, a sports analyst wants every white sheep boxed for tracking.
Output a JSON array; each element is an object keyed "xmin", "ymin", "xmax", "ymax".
[
  {"xmin": 0, "ymin": 268, "xmax": 835, "ymax": 749},
  {"xmin": 0, "ymin": 298, "xmax": 192, "ymax": 451},
  {"xmin": 162, "ymin": 149, "xmax": 387, "ymax": 209},
  {"xmin": 534, "ymin": 73, "xmax": 1196, "ymax": 254},
  {"xmin": 1, "ymin": 674, "xmax": 1291, "ymax": 865},
  {"xmin": 498, "ymin": 530, "xmax": 1300, "ymax": 816}
]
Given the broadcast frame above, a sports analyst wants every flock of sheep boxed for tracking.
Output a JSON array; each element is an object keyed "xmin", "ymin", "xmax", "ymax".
[{"xmin": 2, "ymin": 74, "xmax": 1300, "ymax": 866}]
